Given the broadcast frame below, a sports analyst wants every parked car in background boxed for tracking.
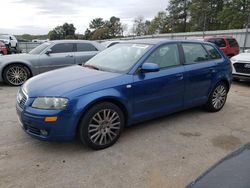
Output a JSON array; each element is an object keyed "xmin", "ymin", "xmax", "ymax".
[
  {"xmin": 16, "ymin": 39, "xmax": 232, "ymax": 150},
  {"xmin": 204, "ymin": 36, "xmax": 240, "ymax": 57},
  {"xmin": 187, "ymin": 143, "xmax": 250, "ymax": 188},
  {"xmin": 0, "ymin": 40, "xmax": 104, "ymax": 86},
  {"xmin": 231, "ymin": 52, "xmax": 250, "ymax": 81},
  {"xmin": 0, "ymin": 41, "xmax": 8, "ymax": 55},
  {"xmin": 101, "ymin": 40, "xmax": 125, "ymax": 48},
  {"xmin": 0, "ymin": 34, "xmax": 18, "ymax": 48},
  {"xmin": 32, "ymin": 39, "xmax": 49, "ymax": 43}
]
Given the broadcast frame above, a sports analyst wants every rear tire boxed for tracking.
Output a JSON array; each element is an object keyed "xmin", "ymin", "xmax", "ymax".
[
  {"xmin": 206, "ymin": 82, "xmax": 228, "ymax": 112},
  {"xmin": 3, "ymin": 64, "xmax": 30, "ymax": 86},
  {"xmin": 78, "ymin": 102, "xmax": 125, "ymax": 150}
]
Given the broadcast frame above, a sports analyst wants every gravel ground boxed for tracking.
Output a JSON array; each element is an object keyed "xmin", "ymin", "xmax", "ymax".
[{"xmin": 0, "ymin": 81, "xmax": 250, "ymax": 188}]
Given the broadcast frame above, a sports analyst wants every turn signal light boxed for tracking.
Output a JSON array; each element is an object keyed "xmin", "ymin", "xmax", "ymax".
[{"xmin": 44, "ymin": 116, "xmax": 58, "ymax": 122}]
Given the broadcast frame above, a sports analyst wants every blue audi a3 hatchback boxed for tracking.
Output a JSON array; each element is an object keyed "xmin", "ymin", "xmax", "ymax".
[{"xmin": 16, "ymin": 39, "xmax": 232, "ymax": 149}]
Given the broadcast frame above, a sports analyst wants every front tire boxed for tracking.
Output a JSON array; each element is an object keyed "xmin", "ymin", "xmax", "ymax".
[
  {"xmin": 3, "ymin": 64, "xmax": 30, "ymax": 86},
  {"xmin": 79, "ymin": 102, "xmax": 125, "ymax": 150},
  {"xmin": 206, "ymin": 82, "xmax": 228, "ymax": 112}
]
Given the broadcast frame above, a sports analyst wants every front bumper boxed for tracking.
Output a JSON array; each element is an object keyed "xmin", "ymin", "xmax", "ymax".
[
  {"xmin": 16, "ymin": 103, "xmax": 76, "ymax": 141},
  {"xmin": 233, "ymin": 74, "xmax": 250, "ymax": 81}
]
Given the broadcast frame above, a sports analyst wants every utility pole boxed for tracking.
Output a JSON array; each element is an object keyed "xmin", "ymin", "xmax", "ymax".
[
  {"xmin": 203, "ymin": 13, "xmax": 206, "ymax": 38},
  {"xmin": 243, "ymin": 12, "xmax": 250, "ymax": 51}
]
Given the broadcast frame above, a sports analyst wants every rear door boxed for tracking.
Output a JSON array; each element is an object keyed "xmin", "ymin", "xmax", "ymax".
[
  {"xmin": 181, "ymin": 42, "xmax": 218, "ymax": 107},
  {"xmin": 75, "ymin": 43, "xmax": 99, "ymax": 65},
  {"xmin": 38, "ymin": 43, "xmax": 75, "ymax": 73}
]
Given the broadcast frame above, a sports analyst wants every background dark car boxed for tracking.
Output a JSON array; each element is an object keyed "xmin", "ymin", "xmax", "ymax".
[
  {"xmin": 187, "ymin": 143, "xmax": 250, "ymax": 188},
  {"xmin": 204, "ymin": 36, "xmax": 240, "ymax": 57},
  {"xmin": 0, "ymin": 40, "xmax": 8, "ymax": 55}
]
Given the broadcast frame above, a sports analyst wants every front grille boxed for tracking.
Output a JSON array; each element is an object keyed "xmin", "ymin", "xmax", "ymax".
[{"xmin": 234, "ymin": 63, "xmax": 250, "ymax": 74}]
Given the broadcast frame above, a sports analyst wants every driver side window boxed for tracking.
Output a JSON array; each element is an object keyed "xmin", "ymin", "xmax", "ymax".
[
  {"xmin": 147, "ymin": 44, "xmax": 180, "ymax": 69},
  {"xmin": 51, "ymin": 43, "xmax": 74, "ymax": 54}
]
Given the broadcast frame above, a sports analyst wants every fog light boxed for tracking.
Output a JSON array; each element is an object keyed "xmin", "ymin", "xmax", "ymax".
[{"xmin": 40, "ymin": 129, "xmax": 48, "ymax": 136}]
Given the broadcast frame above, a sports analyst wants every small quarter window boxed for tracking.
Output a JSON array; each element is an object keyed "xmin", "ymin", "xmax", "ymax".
[{"xmin": 204, "ymin": 44, "xmax": 222, "ymax": 59}]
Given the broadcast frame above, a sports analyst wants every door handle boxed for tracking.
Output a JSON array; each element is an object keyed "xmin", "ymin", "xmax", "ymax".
[
  {"xmin": 65, "ymin": 55, "xmax": 73, "ymax": 58},
  {"xmin": 175, "ymin": 73, "xmax": 183, "ymax": 80},
  {"xmin": 210, "ymin": 68, "xmax": 217, "ymax": 73}
]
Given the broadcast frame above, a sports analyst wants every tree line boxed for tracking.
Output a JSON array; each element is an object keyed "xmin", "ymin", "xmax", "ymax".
[{"xmin": 46, "ymin": 0, "xmax": 250, "ymax": 40}]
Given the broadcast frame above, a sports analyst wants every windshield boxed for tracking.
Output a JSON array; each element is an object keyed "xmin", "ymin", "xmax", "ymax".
[
  {"xmin": 29, "ymin": 42, "xmax": 51, "ymax": 54},
  {"xmin": 0, "ymin": 35, "xmax": 9, "ymax": 40},
  {"xmin": 85, "ymin": 43, "xmax": 152, "ymax": 73}
]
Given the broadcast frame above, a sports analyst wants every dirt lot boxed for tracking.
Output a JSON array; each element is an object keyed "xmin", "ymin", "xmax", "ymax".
[{"xmin": 0, "ymin": 82, "xmax": 250, "ymax": 188}]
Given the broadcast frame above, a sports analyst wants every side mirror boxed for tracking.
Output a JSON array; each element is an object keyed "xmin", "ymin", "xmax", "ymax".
[
  {"xmin": 140, "ymin": 62, "xmax": 160, "ymax": 73},
  {"xmin": 45, "ymin": 49, "xmax": 52, "ymax": 55},
  {"xmin": 9, "ymin": 37, "xmax": 12, "ymax": 40}
]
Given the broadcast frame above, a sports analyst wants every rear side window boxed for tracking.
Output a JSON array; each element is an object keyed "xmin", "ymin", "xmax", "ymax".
[
  {"xmin": 227, "ymin": 38, "xmax": 239, "ymax": 47},
  {"xmin": 207, "ymin": 38, "xmax": 226, "ymax": 48},
  {"xmin": 182, "ymin": 43, "xmax": 210, "ymax": 64},
  {"xmin": 147, "ymin": 44, "xmax": 180, "ymax": 69},
  {"xmin": 77, "ymin": 43, "xmax": 98, "ymax": 52},
  {"xmin": 51, "ymin": 43, "xmax": 74, "ymax": 53},
  {"xmin": 204, "ymin": 44, "xmax": 222, "ymax": 59}
]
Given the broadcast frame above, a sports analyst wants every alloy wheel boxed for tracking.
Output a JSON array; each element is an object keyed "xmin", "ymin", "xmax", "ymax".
[
  {"xmin": 212, "ymin": 85, "xmax": 227, "ymax": 110},
  {"xmin": 88, "ymin": 109, "xmax": 121, "ymax": 146},
  {"xmin": 6, "ymin": 65, "xmax": 28, "ymax": 86}
]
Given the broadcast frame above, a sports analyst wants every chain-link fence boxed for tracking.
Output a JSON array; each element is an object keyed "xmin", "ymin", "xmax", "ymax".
[{"xmin": 18, "ymin": 29, "xmax": 250, "ymax": 53}]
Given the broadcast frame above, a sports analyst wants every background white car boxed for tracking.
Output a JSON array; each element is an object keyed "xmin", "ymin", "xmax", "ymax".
[
  {"xmin": 231, "ymin": 52, "xmax": 250, "ymax": 81},
  {"xmin": 0, "ymin": 34, "xmax": 18, "ymax": 48}
]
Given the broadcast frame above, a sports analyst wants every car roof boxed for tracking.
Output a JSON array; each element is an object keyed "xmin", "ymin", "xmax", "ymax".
[
  {"xmin": 120, "ymin": 38, "xmax": 210, "ymax": 45},
  {"xmin": 50, "ymin": 40, "xmax": 99, "ymax": 44},
  {"xmin": 204, "ymin": 36, "xmax": 236, "ymax": 39}
]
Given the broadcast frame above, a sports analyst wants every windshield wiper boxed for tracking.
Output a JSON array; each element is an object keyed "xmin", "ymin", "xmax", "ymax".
[{"xmin": 83, "ymin": 64, "xmax": 100, "ymax": 70}]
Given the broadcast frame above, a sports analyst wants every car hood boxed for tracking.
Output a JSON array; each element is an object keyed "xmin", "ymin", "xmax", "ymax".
[
  {"xmin": 0, "ymin": 53, "xmax": 38, "ymax": 63},
  {"xmin": 231, "ymin": 53, "xmax": 250, "ymax": 62},
  {"xmin": 187, "ymin": 143, "xmax": 250, "ymax": 188},
  {"xmin": 23, "ymin": 65, "xmax": 121, "ymax": 97}
]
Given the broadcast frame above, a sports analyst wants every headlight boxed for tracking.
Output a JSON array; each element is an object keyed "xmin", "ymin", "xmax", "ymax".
[
  {"xmin": 32, "ymin": 97, "xmax": 68, "ymax": 110},
  {"xmin": 230, "ymin": 58, "xmax": 236, "ymax": 62}
]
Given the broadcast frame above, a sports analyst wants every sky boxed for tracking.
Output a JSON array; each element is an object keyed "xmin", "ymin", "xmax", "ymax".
[{"xmin": 0, "ymin": 0, "xmax": 168, "ymax": 35}]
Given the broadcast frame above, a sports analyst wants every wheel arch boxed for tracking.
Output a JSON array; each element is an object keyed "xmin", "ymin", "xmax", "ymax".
[
  {"xmin": 218, "ymin": 78, "xmax": 230, "ymax": 91},
  {"xmin": 2, "ymin": 62, "xmax": 33, "ymax": 80},
  {"xmin": 75, "ymin": 97, "xmax": 129, "ymax": 135}
]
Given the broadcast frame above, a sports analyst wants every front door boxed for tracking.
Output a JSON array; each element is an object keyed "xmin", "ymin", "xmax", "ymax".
[
  {"xmin": 39, "ymin": 43, "xmax": 75, "ymax": 73},
  {"xmin": 132, "ymin": 43, "xmax": 185, "ymax": 121}
]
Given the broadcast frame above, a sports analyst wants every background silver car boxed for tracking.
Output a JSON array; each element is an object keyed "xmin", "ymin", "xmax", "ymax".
[{"xmin": 0, "ymin": 40, "xmax": 104, "ymax": 86}]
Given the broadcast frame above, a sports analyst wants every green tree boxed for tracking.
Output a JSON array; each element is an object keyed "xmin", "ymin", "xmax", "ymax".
[
  {"xmin": 89, "ymin": 18, "xmax": 105, "ymax": 30},
  {"xmin": 86, "ymin": 16, "xmax": 124, "ymax": 40},
  {"xmin": 107, "ymin": 16, "xmax": 123, "ymax": 38},
  {"xmin": 218, "ymin": 0, "xmax": 250, "ymax": 29},
  {"xmin": 167, "ymin": 0, "xmax": 190, "ymax": 32},
  {"xmin": 48, "ymin": 23, "xmax": 76, "ymax": 40},
  {"xmin": 84, "ymin": 28, "xmax": 92, "ymax": 40},
  {"xmin": 132, "ymin": 16, "xmax": 146, "ymax": 36},
  {"xmin": 150, "ymin": 11, "xmax": 169, "ymax": 34},
  {"xmin": 189, "ymin": 0, "xmax": 225, "ymax": 31}
]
